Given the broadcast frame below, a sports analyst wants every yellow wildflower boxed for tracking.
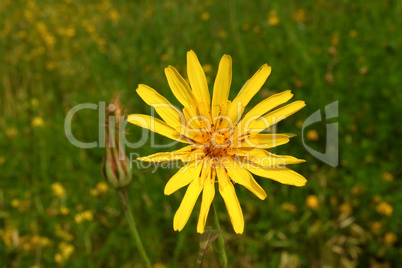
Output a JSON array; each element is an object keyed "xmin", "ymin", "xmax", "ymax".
[
  {"xmin": 52, "ymin": 183, "xmax": 66, "ymax": 198},
  {"xmin": 280, "ymin": 202, "xmax": 297, "ymax": 213},
  {"xmin": 0, "ymin": 156, "xmax": 5, "ymax": 165},
  {"xmin": 381, "ymin": 172, "xmax": 393, "ymax": 182},
  {"xmin": 6, "ymin": 128, "xmax": 18, "ymax": 138},
  {"xmin": 351, "ymin": 184, "xmax": 366, "ymax": 195},
  {"xmin": 109, "ymin": 9, "xmax": 120, "ymax": 23},
  {"xmin": 202, "ymin": 64, "xmax": 213, "ymax": 73},
  {"xmin": 292, "ymin": 9, "xmax": 305, "ymax": 23},
  {"xmin": 60, "ymin": 206, "xmax": 70, "ymax": 215},
  {"xmin": 339, "ymin": 203, "xmax": 352, "ymax": 215},
  {"xmin": 306, "ymin": 195, "xmax": 319, "ymax": 210},
  {"xmin": 384, "ymin": 232, "xmax": 397, "ymax": 245},
  {"xmin": 128, "ymin": 50, "xmax": 306, "ymax": 233},
  {"xmin": 96, "ymin": 182, "xmax": 108, "ymax": 193},
  {"xmin": 55, "ymin": 242, "xmax": 74, "ymax": 264},
  {"xmin": 201, "ymin": 12, "xmax": 210, "ymax": 21},
  {"xmin": 268, "ymin": 10, "xmax": 279, "ymax": 26},
  {"xmin": 11, "ymin": 199, "xmax": 20, "ymax": 208},
  {"xmin": 161, "ymin": 53, "xmax": 170, "ymax": 62},
  {"xmin": 241, "ymin": 23, "xmax": 250, "ymax": 31},
  {"xmin": 376, "ymin": 201, "xmax": 393, "ymax": 216},
  {"xmin": 75, "ymin": 210, "xmax": 93, "ymax": 223},
  {"xmin": 31, "ymin": 117, "xmax": 45, "ymax": 127},
  {"xmin": 370, "ymin": 221, "xmax": 382, "ymax": 234},
  {"xmin": 306, "ymin": 129, "xmax": 319, "ymax": 141},
  {"xmin": 350, "ymin": 30, "xmax": 357, "ymax": 38}
]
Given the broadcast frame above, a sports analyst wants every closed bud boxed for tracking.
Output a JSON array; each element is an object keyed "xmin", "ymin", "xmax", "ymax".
[{"xmin": 102, "ymin": 95, "xmax": 132, "ymax": 189}]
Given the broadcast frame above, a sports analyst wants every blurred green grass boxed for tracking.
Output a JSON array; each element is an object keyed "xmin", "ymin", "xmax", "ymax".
[{"xmin": 1, "ymin": 0, "xmax": 401, "ymax": 267}]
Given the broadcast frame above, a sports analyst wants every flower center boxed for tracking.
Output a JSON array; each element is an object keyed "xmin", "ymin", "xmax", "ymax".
[{"xmin": 205, "ymin": 131, "xmax": 230, "ymax": 158}]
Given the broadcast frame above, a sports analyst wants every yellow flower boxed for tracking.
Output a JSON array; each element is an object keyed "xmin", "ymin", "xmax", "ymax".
[
  {"xmin": 60, "ymin": 206, "xmax": 70, "ymax": 215},
  {"xmin": 370, "ymin": 221, "xmax": 382, "ymax": 234},
  {"xmin": 31, "ymin": 117, "xmax": 45, "ymax": 127},
  {"xmin": 268, "ymin": 10, "xmax": 279, "ymax": 26},
  {"xmin": 75, "ymin": 210, "xmax": 93, "ymax": 224},
  {"xmin": 202, "ymin": 64, "xmax": 213, "ymax": 73},
  {"xmin": 0, "ymin": 156, "xmax": 5, "ymax": 165},
  {"xmin": 381, "ymin": 172, "xmax": 394, "ymax": 182},
  {"xmin": 201, "ymin": 12, "xmax": 210, "ymax": 21},
  {"xmin": 306, "ymin": 195, "xmax": 319, "ymax": 210},
  {"xmin": 52, "ymin": 183, "xmax": 66, "ymax": 198},
  {"xmin": 6, "ymin": 128, "xmax": 18, "ymax": 138},
  {"xmin": 109, "ymin": 9, "xmax": 120, "ymax": 23},
  {"xmin": 384, "ymin": 232, "xmax": 397, "ymax": 245},
  {"xmin": 55, "ymin": 242, "xmax": 74, "ymax": 264},
  {"xmin": 280, "ymin": 202, "xmax": 297, "ymax": 213},
  {"xmin": 339, "ymin": 203, "xmax": 352, "ymax": 215},
  {"xmin": 128, "ymin": 50, "xmax": 306, "ymax": 234},
  {"xmin": 376, "ymin": 201, "xmax": 393, "ymax": 216},
  {"xmin": 306, "ymin": 129, "xmax": 319, "ymax": 141},
  {"xmin": 96, "ymin": 182, "xmax": 108, "ymax": 193}
]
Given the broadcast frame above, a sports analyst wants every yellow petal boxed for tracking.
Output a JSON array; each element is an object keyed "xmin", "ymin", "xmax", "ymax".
[
  {"xmin": 226, "ymin": 158, "xmax": 266, "ymax": 200},
  {"xmin": 223, "ymin": 64, "xmax": 272, "ymax": 128},
  {"xmin": 231, "ymin": 149, "xmax": 305, "ymax": 169},
  {"xmin": 165, "ymin": 66, "xmax": 198, "ymax": 115},
  {"xmin": 237, "ymin": 134, "xmax": 290, "ymax": 148},
  {"xmin": 164, "ymin": 161, "xmax": 204, "ymax": 195},
  {"xmin": 173, "ymin": 165, "xmax": 207, "ymax": 231},
  {"xmin": 187, "ymin": 50, "xmax": 211, "ymax": 109},
  {"xmin": 197, "ymin": 169, "xmax": 215, "ymax": 233},
  {"xmin": 137, "ymin": 145, "xmax": 203, "ymax": 162},
  {"xmin": 212, "ymin": 55, "xmax": 232, "ymax": 119},
  {"xmin": 136, "ymin": 84, "xmax": 184, "ymax": 128},
  {"xmin": 247, "ymin": 101, "xmax": 306, "ymax": 132},
  {"xmin": 230, "ymin": 148, "xmax": 306, "ymax": 167},
  {"xmin": 243, "ymin": 162, "xmax": 307, "ymax": 187},
  {"xmin": 127, "ymin": 114, "xmax": 191, "ymax": 143},
  {"xmin": 216, "ymin": 166, "xmax": 244, "ymax": 234},
  {"xmin": 236, "ymin": 90, "xmax": 293, "ymax": 134}
]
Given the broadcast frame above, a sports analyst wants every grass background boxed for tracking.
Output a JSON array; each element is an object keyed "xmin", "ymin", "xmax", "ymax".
[{"xmin": 1, "ymin": 0, "xmax": 401, "ymax": 267}]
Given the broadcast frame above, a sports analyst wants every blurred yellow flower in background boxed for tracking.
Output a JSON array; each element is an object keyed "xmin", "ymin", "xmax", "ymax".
[
  {"xmin": 109, "ymin": 9, "xmax": 120, "ymax": 23},
  {"xmin": 280, "ymin": 202, "xmax": 297, "ymax": 213},
  {"xmin": 90, "ymin": 182, "xmax": 109, "ymax": 196},
  {"xmin": 306, "ymin": 195, "xmax": 319, "ymax": 210},
  {"xmin": 292, "ymin": 9, "xmax": 305, "ymax": 23},
  {"xmin": 268, "ymin": 10, "xmax": 279, "ymax": 26},
  {"xmin": 51, "ymin": 183, "xmax": 66, "ymax": 198},
  {"xmin": 60, "ymin": 206, "xmax": 70, "ymax": 215},
  {"xmin": 306, "ymin": 129, "xmax": 319, "ymax": 141},
  {"xmin": 74, "ymin": 210, "xmax": 94, "ymax": 224},
  {"xmin": 201, "ymin": 12, "xmax": 210, "ymax": 21},
  {"xmin": 55, "ymin": 242, "xmax": 74, "ymax": 264},
  {"xmin": 202, "ymin": 64, "xmax": 213, "ymax": 73},
  {"xmin": 31, "ymin": 116, "xmax": 45, "ymax": 127},
  {"xmin": 384, "ymin": 232, "xmax": 397, "ymax": 245},
  {"xmin": 381, "ymin": 172, "xmax": 394, "ymax": 182},
  {"xmin": 6, "ymin": 128, "xmax": 18, "ymax": 138},
  {"xmin": 339, "ymin": 203, "xmax": 353, "ymax": 215},
  {"xmin": 370, "ymin": 221, "xmax": 382, "ymax": 235},
  {"xmin": 376, "ymin": 201, "xmax": 393, "ymax": 216}
]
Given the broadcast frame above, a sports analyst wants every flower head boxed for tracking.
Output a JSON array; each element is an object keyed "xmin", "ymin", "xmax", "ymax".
[{"xmin": 128, "ymin": 50, "xmax": 306, "ymax": 234}]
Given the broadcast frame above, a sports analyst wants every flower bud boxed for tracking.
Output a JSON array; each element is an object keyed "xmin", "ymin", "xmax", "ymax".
[{"xmin": 102, "ymin": 95, "xmax": 132, "ymax": 189}]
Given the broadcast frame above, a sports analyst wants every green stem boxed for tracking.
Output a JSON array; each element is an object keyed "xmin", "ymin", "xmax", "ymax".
[
  {"xmin": 118, "ymin": 189, "xmax": 152, "ymax": 268},
  {"xmin": 212, "ymin": 202, "xmax": 228, "ymax": 268}
]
